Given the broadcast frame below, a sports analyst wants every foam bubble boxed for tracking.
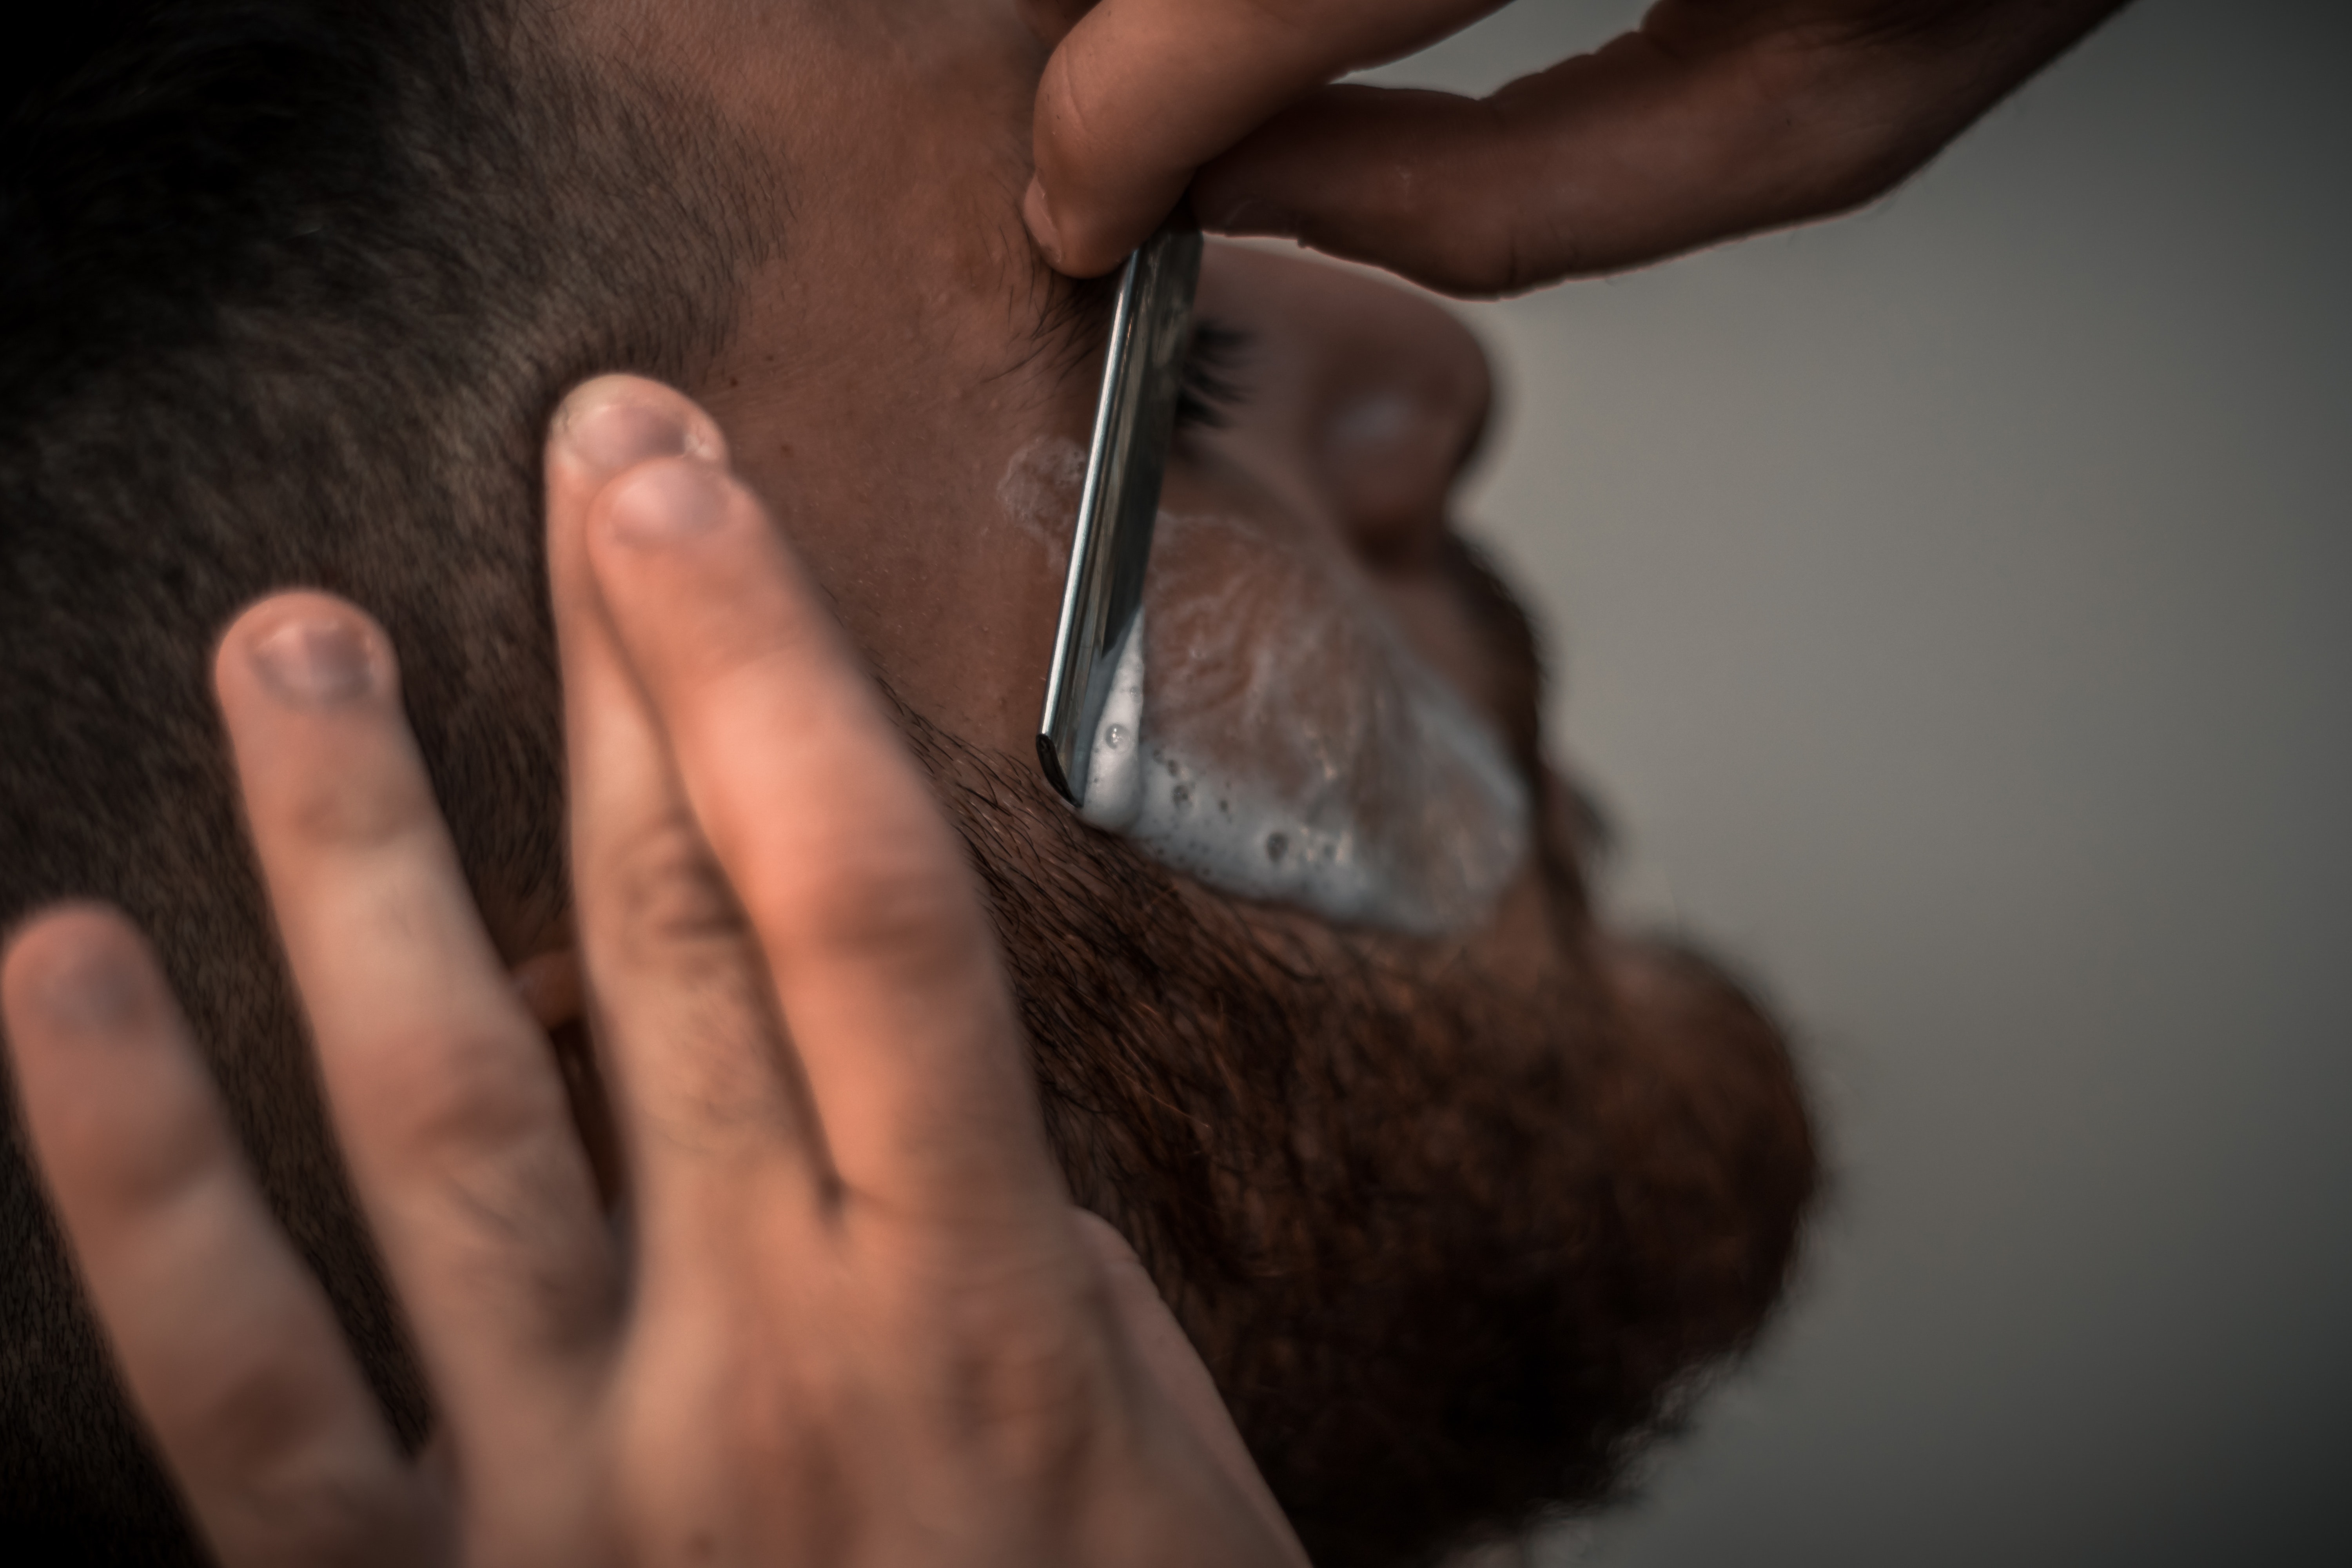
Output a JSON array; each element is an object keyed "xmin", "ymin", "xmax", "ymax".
[
  {"xmin": 1071, "ymin": 508, "xmax": 1530, "ymax": 935},
  {"xmin": 1076, "ymin": 612, "xmax": 1148, "ymax": 833}
]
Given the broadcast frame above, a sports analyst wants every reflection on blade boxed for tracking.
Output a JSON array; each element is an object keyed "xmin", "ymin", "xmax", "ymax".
[{"xmin": 1036, "ymin": 217, "xmax": 1204, "ymax": 806}]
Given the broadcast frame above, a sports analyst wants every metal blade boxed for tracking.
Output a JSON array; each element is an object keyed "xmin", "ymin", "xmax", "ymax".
[{"xmin": 1036, "ymin": 218, "xmax": 1204, "ymax": 806}]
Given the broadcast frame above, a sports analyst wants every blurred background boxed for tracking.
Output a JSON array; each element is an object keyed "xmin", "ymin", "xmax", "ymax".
[{"xmin": 1356, "ymin": 2, "xmax": 2352, "ymax": 1563}]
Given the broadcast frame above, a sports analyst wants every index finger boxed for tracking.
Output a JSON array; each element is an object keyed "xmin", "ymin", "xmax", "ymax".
[{"xmin": 1025, "ymin": 0, "xmax": 1500, "ymax": 275}]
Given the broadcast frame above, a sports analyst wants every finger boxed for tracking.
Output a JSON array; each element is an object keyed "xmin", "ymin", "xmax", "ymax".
[
  {"xmin": 3, "ymin": 907, "xmax": 431, "ymax": 1567},
  {"xmin": 1190, "ymin": 0, "xmax": 2132, "ymax": 294},
  {"xmin": 511, "ymin": 949, "xmax": 627, "ymax": 1210},
  {"xmin": 1026, "ymin": 0, "xmax": 1500, "ymax": 275},
  {"xmin": 215, "ymin": 593, "xmax": 615, "ymax": 1452},
  {"xmin": 1074, "ymin": 1212, "xmax": 1303, "ymax": 1562},
  {"xmin": 562, "ymin": 401, "xmax": 1063, "ymax": 1229},
  {"xmin": 1192, "ymin": 38, "xmax": 1933, "ymax": 294},
  {"xmin": 544, "ymin": 380, "xmax": 822, "ymax": 1241}
]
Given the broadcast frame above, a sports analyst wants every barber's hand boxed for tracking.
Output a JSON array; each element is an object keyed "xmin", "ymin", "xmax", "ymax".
[
  {"xmin": 1022, "ymin": 0, "xmax": 2128, "ymax": 293},
  {"xmin": 0, "ymin": 376, "xmax": 1307, "ymax": 1568}
]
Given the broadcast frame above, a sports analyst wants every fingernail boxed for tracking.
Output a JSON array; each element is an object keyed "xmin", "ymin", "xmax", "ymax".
[
  {"xmin": 562, "ymin": 396, "xmax": 695, "ymax": 479},
  {"xmin": 1024, "ymin": 176, "xmax": 1066, "ymax": 269},
  {"xmin": 250, "ymin": 618, "xmax": 377, "ymax": 708},
  {"xmin": 30, "ymin": 933, "xmax": 146, "ymax": 1042},
  {"xmin": 607, "ymin": 459, "xmax": 730, "ymax": 546}
]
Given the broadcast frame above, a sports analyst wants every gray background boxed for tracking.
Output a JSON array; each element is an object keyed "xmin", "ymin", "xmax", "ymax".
[{"xmin": 1358, "ymin": 3, "xmax": 2352, "ymax": 1563}]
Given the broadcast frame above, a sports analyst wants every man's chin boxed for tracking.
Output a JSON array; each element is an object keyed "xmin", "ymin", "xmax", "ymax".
[{"xmin": 912, "ymin": 722, "xmax": 1819, "ymax": 1568}]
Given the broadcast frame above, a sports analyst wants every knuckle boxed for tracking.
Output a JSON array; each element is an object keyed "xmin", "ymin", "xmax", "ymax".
[
  {"xmin": 355, "ymin": 1016, "xmax": 556, "ymax": 1170},
  {"xmin": 603, "ymin": 814, "xmax": 751, "ymax": 956},
  {"xmin": 178, "ymin": 1343, "xmax": 335, "ymax": 1479},
  {"xmin": 1405, "ymin": 190, "xmax": 1543, "ymax": 298},
  {"xmin": 281, "ymin": 764, "xmax": 436, "ymax": 857},
  {"xmin": 165, "ymin": 1331, "xmax": 407, "ymax": 1547},
  {"xmin": 343, "ymin": 1019, "xmax": 610, "ymax": 1328},
  {"xmin": 1347, "ymin": 133, "xmax": 1560, "ymax": 297},
  {"xmin": 763, "ymin": 837, "xmax": 974, "ymax": 981},
  {"xmin": 206, "ymin": 1442, "xmax": 413, "ymax": 1562}
]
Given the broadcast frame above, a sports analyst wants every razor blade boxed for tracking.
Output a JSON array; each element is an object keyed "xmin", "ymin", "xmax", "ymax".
[{"xmin": 1036, "ymin": 217, "xmax": 1204, "ymax": 807}]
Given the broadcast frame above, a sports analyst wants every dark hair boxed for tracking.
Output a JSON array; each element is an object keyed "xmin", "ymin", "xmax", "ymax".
[
  {"xmin": 1, "ymin": 11, "xmax": 1817, "ymax": 1566},
  {"xmin": 915, "ymin": 723, "xmax": 1818, "ymax": 1568},
  {"xmin": 0, "ymin": 3, "xmax": 761, "ymax": 1555}
]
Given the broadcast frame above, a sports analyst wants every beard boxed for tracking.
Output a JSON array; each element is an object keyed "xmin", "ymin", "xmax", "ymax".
[
  {"xmin": 0, "ymin": 670, "xmax": 1813, "ymax": 1568},
  {"xmin": 910, "ymin": 721, "xmax": 1819, "ymax": 1568}
]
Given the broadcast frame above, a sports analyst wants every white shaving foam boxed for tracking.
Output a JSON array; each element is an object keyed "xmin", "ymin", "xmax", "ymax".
[
  {"xmin": 995, "ymin": 436, "xmax": 1087, "ymax": 572},
  {"xmin": 1067, "ymin": 508, "xmax": 1530, "ymax": 935},
  {"xmin": 1077, "ymin": 611, "xmax": 1149, "ymax": 833}
]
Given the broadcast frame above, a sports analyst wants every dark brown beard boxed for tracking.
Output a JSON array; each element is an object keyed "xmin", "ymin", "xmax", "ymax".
[
  {"xmin": 0, "ymin": 652, "xmax": 1811, "ymax": 1568},
  {"xmin": 913, "ymin": 723, "xmax": 1820, "ymax": 1568}
]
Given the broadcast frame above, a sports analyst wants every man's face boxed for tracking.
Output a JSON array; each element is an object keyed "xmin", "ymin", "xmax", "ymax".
[
  {"xmin": 587, "ymin": 0, "xmax": 1570, "ymax": 963},
  {"xmin": 531, "ymin": 4, "xmax": 1810, "ymax": 1563}
]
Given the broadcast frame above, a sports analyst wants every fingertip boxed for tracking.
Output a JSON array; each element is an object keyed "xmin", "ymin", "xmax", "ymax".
[
  {"xmin": 1023, "ymin": 174, "xmax": 1069, "ymax": 272},
  {"xmin": 1025, "ymin": 170, "xmax": 1146, "ymax": 279},
  {"xmin": 548, "ymin": 381, "xmax": 732, "ymax": 633},
  {"xmin": 579, "ymin": 455, "xmax": 809, "ymax": 726},
  {"xmin": 2, "ymin": 903, "xmax": 159, "ymax": 1057},
  {"xmin": 550, "ymin": 376, "xmax": 729, "ymax": 492},
  {"xmin": 2, "ymin": 912, "xmax": 425, "ymax": 1562},
  {"xmin": 1, "ymin": 906, "xmax": 221, "ymax": 1218},
  {"xmin": 212, "ymin": 593, "xmax": 399, "ymax": 741}
]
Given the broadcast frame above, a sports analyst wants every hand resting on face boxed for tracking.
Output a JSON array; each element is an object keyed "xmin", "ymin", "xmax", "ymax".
[{"xmin": 0, "ymin": 376, "xmax": 1308, "ymax": 1568}]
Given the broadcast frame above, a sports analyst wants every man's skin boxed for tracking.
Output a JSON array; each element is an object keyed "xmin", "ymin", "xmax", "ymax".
[
  {"xmin": 1, "ymin": 5, "xmax": 1817, "ymax": 1557},
  {"xmin": 1022, "ymin": 0, "xmax": 2134, "ymax": 290},
  {"xmin": 487, "ymin": 0, "xmax": 1588, "ymax": 1007},
  {"xmin": 510, "ymin": 0, "xmax": 2134, "ymax": 974},
  {"xmin": 1, "ymin": 0, "xmax": 2127, "ymax": 1558},
  {"xmin": 5, "ymin": 379, "xmax": 1312, "ymax": 1564},
  {"xmin": 610, "ymin": 1, "xmax": 1523, "ymax": 805}
]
